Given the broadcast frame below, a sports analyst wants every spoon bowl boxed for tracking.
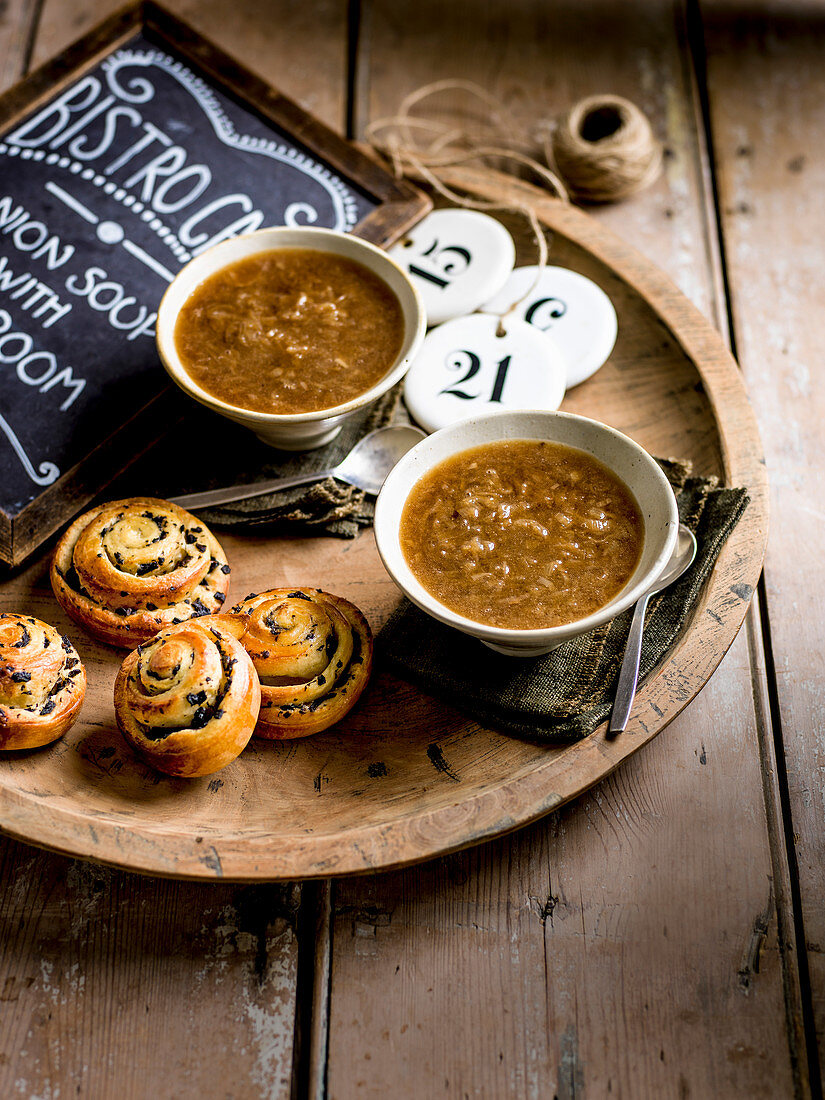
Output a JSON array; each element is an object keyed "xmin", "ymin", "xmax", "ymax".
[{"xmin": 170, "ymin": 424, "xmax": 427, "ymax": 512}]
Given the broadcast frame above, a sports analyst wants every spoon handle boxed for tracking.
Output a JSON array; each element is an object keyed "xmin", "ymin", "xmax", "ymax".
[
  {"xmin": 170, "ymin": 468, "xmax": 337, "ymax": 510},
  {"xmin": 608, "ymin": 593, "xmax": 651, "ymax": 736}
]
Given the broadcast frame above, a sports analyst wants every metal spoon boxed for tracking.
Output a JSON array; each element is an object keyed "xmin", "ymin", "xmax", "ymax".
[
  {"xmin": 169, "ymin": 424, "xmax": 427, "ymax": 511},
  {"xmin": 608, "ymin": 523, "xmax": 698, "ymax": 736}
]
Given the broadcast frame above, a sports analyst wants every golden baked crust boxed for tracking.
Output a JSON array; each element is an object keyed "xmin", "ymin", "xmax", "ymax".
[
  {"xmin": 114, "ymin": 614, "xmax": 260, "ymax": 777},
  {"xmin": 232, "ymin": 588, "xmax": 373, "ymax": 739},
  {"xmin": 0, "ymin": 613, "xmax": 86, "ymax": 750},
  {"xmin": 51, "ymin": 497, "xmax": 231, "ymax": 648}
]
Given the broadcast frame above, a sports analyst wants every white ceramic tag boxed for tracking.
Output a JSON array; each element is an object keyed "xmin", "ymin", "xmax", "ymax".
[
  {"xmin": 389, "ymin": 209, "xmax": 516, "ymax": 326},
  {"xmin": 482, "ymin": 265, "xmax": 618, "ymax": 387},
  {"xmin": 403, "ymin": 313, "xmax": 567, "ymax": 433}
]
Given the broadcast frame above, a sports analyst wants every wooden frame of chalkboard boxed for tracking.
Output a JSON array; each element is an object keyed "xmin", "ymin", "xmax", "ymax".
[{"xmin": 0, "ymin": 1, "xmax": 429, "ymax": 567}]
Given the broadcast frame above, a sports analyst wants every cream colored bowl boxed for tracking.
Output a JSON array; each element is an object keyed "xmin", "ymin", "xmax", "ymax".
[
  {"xmin": 156, "ymin": 226, "xmax": 426, "ymax": 450},
  {"xmin": 375, "ymin": 410, "xmax": 679, "ymax": 657}
]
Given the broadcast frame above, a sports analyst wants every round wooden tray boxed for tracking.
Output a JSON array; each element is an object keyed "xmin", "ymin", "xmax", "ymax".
[{"xmin": 0, "ymin": 171, "xmax": 768, "ymax": 881}]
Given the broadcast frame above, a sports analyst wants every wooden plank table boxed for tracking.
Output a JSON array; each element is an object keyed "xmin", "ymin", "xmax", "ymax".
[{"xmin": 0, "ymin": 1, "xmax": 819, "ymax": 1096}]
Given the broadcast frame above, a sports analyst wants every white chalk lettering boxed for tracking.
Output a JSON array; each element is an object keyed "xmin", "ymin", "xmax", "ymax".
[
  {"xmin": 50, "ymin": 94, "xmax": 115, "ymax": 151},
  {"xmin": 70, "ymin": 104, "xmax": 142, "ymax": 162},
  {"xmin": 64, "ymin": 264, "xmax": 155, "ymax": 339},
  {"xmin": 0, "ymin": 202, "xmax": 74, "ymax": 270},
  {"xmin": 179, "ymin": 194, "xmax": 262, "ymax": 251},
  {"xmin": 0, "ymin": 329, "xmax": 31, "ymax": 360},
  {"xmin": 17, "ymin": 350, "xmax": 55, "ymax": 386},
  {"xmin": 7, "ymin": 77, "xmax": 101, "ymax": 148},
  {"xmin": 34, "ymin": 296, "xmax": 72, "ymax": 328},
  {"xmin": 124, "ymin": 144, "xmax": 188, "ymax": 201},
  {"xmin": 0, "ymin": 259, "xmax": 30, "ymax": 295},
  {"xmin": 105, "ymin": 121, "xmax": 170, "ymax": 175},
  {"xmin": 0, "ymin": 308, "xmax": 85, "ymax": 409},
  {"xmin": 39, "ymin": 364, "xmax": 86, "ymax": 409},
  {"xmin": 0, "ymin": 257, "xmax": 72, "ymax": 328},
  {"xmin": 0, "ymin": 197, "xmax": 26, "ymax": 231},
  {"xmin": 152, "ymin": 164, "xmax": 211, "ymax": 214}
]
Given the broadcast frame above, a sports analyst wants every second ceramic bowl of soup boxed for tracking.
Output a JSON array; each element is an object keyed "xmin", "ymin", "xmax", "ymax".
[
  {"xmin": 156, "ymin": 226, "xmax": 426, "ymax": 450},
  {"xmin": 375, "ymin": 411, "xmax": 679, "ymax": 657}
]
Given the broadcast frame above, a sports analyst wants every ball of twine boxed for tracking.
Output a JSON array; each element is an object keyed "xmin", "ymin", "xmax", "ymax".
[{"xmin": 551, "ymin": 94, "xmax": 663, "ymax": 203}]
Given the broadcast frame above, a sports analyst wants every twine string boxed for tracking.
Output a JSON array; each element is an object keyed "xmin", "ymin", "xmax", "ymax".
[{"xmin": 365, "ymin": 80, "xmax": 662, "ymax": 328}]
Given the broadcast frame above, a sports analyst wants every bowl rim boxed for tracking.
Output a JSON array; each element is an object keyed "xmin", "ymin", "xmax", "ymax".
[
  {"xmin": 374, "ymin": 409, "xmax": 680, "ymax": 643},
  {"xmin": 156, "ymin": 225, "xmax": 427, "ymax": 425}
]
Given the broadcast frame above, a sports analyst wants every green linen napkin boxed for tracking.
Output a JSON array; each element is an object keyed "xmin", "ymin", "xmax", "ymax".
[
  {"xmin": 378, "ymin": 460, "xmax": 750, "ymax": 742},
  {"xmin": 195, "ymin": 385, "xmax": 402, "ymax": 537},
  {"xmin": 122, "ymin": 385, "xmax": 402, "ymax": 538}
]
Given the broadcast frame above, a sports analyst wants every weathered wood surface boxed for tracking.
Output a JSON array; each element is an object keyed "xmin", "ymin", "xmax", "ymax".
[
  {"xmin": 701, "ymin": 0, "xmax": 825, "ymax": 1085},
  {"xmin": 0, "ymin": 0, "xmax": 352, "ymax": 1095},
  {"xmin": 0, "ymin": 177, "xmax": 768, "ymax": 880},
  {"xmin": 321, "ymin": 1, "xmax": 805, "ymax": 1097},
  {"xmin": 0, "ymin": 0, "xmax": 818, "ymax": 1097}
]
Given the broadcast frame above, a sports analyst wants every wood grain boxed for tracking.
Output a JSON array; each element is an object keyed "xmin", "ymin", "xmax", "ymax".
[
  {"xmin": 33, "ymin": 0, "xmax": 350, "ymax": 131},
  {"xmin": 0, "ymin": 844, "xmax": 301, "ymax": 1099},
  {"xmin": 0, "ymin": 177, "xmax": 768, "ymax": 881},
  {"xmin": 701, "ymin": 0, "xmax": 825, "ymax": 1080},
  {"xmin": 0, "ymin": 1, "xmax": 354, "ymax": 1094},
  {"xmin": 319, "ymin": 1, "xmax": 804, "ymax": 1096}
]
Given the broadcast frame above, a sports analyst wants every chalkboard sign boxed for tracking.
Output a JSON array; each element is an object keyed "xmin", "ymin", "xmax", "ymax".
[{"xmin": 0, "ymin": 2, "xmax": 429, "ymax": 566}]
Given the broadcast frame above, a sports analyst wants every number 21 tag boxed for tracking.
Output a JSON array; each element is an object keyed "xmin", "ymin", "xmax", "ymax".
[{"xmin": 404, "ymin": 314, "xmax": 567, "ymax": 433}]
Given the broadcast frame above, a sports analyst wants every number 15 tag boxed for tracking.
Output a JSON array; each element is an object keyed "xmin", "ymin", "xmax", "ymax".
[
  {"xmin": 404, "ymin": 314, "xmax": 567, "ymax": 433},
  {"xmin": 389, "ymin": 209, "xmax": 516, "ymax": 326}
]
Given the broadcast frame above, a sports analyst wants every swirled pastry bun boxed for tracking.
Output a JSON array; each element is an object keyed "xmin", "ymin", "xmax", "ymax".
[
  {"xmin": 0, "ymin": 613, "xmax": 86, "ymax": 750},
  {"xmin": 114, "ymin": 614, "xmax": 260, "ymax": 777},
  {"xmin": 51, "ymin": 497, "xmax": 231, "ymax": 648},
  {"xmin": 232, "ymin": 588, "xmax": 373, "ymax": 739}
]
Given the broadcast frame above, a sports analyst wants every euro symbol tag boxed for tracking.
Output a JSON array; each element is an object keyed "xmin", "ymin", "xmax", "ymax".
[
  {"xmin": 404, "ymin": 313, "xmax": 567, "ymax": 433},
  {"xmin": 482, "ymin": 265, "xmax": 618, "ymax": 387},
  {"xmin": 389, "ymin": 209, "xmax": 516, "ymax": 326}
]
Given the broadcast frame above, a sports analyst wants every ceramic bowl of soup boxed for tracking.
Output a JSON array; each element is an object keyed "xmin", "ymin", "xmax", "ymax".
[
  {"xmin": 375, "ymin": 410, "xmax": 679, "ymax": 657},
  {"xmin": 156, "ymin": 226, "xmax": 426, "ymax": 450}
]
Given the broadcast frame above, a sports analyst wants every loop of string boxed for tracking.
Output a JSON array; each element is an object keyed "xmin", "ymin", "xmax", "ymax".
[{"xmin": 365, "ymin": 80, "xmax": 662, "ymax": 330}]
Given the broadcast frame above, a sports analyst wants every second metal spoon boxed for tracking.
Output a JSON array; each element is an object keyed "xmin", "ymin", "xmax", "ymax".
[
  {"xmin": 170, "ymin": 424, "xmax": 426, "ymax": 511},
  {"xmin": 608, "ymin": 523, "xmax": 698, "ymax": 736}
]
